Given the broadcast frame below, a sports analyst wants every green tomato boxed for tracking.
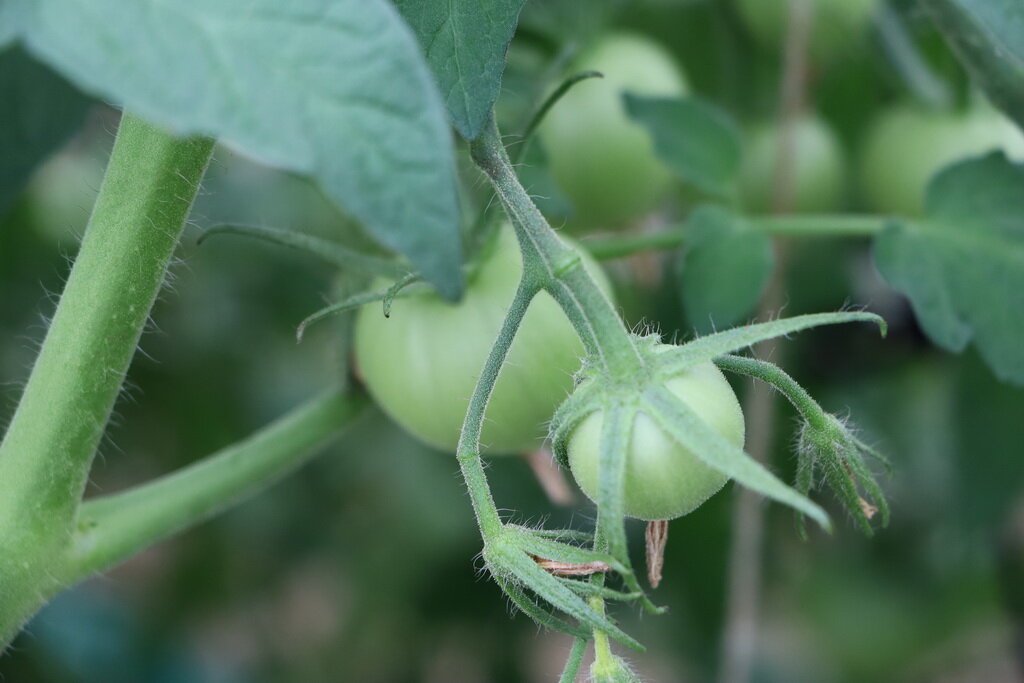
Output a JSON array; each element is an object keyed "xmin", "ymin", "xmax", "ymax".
[
  {"xmin": 738, "ymin": 114, "xmax": 846, "ymax": 213},
  {"xmin": 567, "ymin": 359, "xmax": 745, "ymax": 521},
  {"xmin": 735, "ymin": 0, "xmax": 878, "ymax": 64},
  {"xmin": 354, "ymin": 226, "xmax": 612, "ymax": 455},
  {"xmin": 538, "ymin": 32, "xmax": 688, "ymax": 228},
  {"xmin": 859, "ymin": 103, "xmax": 1024, "ymax": 216}
]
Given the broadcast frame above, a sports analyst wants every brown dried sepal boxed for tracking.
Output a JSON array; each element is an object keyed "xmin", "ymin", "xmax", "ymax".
[
  {"xmin": 645, "ymin": 520, "xmax": 669, "ymax": 588},
  {"xmin": 530, "ymin": 555, "xmax": 612, "ymax": 577}
]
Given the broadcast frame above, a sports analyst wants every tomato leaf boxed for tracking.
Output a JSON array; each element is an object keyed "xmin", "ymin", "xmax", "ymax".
[
  {"xmin": 677, "ymin": 205, "xmax": 773, "ymax": 334},
  {"xmin": 922, "ymin": 0, "xmax": 1024, "ymax": 130},
  {"xmin": 394, "ymin": 0, "xmax": 525, "ymax": 141},
  {"xmin": 644, "ymin": 385, "xmax": 831, "ymax": 531},
  {"xmin": 0, "ymin": 47, "xmax": 89, "ymax": 217},
  {"xmin": 0, "ymin": 7, "xmax": 21, "ymax": 47},
  {"xmin": 623, "ymin": 93, "xmax": 742, "ymax": 198},
  {"xmin": 874, "ymin": 153, "xmax": 1024, "ymax": 384},
  {"xmin": 17, "ymin": 0, "xmax": 463, "ymax": 299},
  {"xmin": 654, "ymin": 312, "xmax": 887, "ymax": 377}
]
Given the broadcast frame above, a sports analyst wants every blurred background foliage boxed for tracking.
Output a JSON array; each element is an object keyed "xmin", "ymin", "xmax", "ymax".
[{"xmin": 2, "ymin": 0, "xmax": 1023, "ymax": 681}]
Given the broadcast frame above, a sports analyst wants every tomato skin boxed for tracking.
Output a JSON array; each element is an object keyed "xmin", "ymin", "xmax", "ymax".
[
  {"xmin": 735, "ymin": 0, "xmax": 878, "ymax": 64},
  {"xmin": 859, "ymin": 103, "xmax": 1024, "ymax": 216},
  {"xmin": 567, "ymin": 359, "xmax": 745, "ymax": 521},
  {"xmin": 354, "ymin": 227, "xmax": 611, "ymax": 455},
  {"xmin": 538, "ymin": 32, "xmax": 688, "ymax": 229},
  {"xmin": 738, "ymin": 114, "xmax": 846, "ymax": 213}
]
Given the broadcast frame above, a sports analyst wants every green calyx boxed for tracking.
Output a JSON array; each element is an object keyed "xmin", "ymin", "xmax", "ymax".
[{"xmin": 796, "ymin": 413, "xmax": 891, "ymax": 537}]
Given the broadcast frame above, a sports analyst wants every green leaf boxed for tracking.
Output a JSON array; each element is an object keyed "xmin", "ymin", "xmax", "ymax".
[
  {"xmin": 0, "ymin": 4, "xmax": 23, "ymax": 47},
  {"xmin": 677, "ymin": 205, "xmax": 773, "ymax": 334},
  {"xmin": 643, "ymin": 385, "xmax": 831, "ymax": 531},
  {"xmin": 922, "ymin": 0, "xmax": 1024, "ymax": 130},
  {"xmin": 18, "ymin": 0, "xmax": 463, "ymax": 299},
  {"xmin": 624, "ymin": 94, "xmax": 742, "ymax": 197},
  {"xmin": 0, "ymin": 46, "xmax": 89, "ymax": 216},
  {"xmin": 874, "ymin": 153, "xmax": 1024, "ymax": 384},
  {"xmin": 394, "ymin": 0, "xmax": 525, "ymax": 140},
  {"xmin": 654, "ymin": 311, "xmax": 887, "ymax": 376}
]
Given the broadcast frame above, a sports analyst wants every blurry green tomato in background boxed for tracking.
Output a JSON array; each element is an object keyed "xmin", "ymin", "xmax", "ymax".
[
  {"xmin": 739, "ymin": 114, "xmax": 847, "ymax": 213},
  {"xmin": 859, "ymin": 103, "xmax": 1024, "ymax": 216},
  {"xmin": 539, "ymin": 32, "xmax": 688, "ymax": 229}
]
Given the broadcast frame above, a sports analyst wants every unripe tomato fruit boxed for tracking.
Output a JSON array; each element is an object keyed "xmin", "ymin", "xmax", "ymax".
[
  {"xmin": 738, "ymin": 114, "xmax": 846, "ymax": 213},
  {"xmin": 354, "ymin": 227, "xmax": 612, "ymax": 454},
  {"xmin": 567, "ymin": 359, "xmax": 745, "ymax": 521},
  {"xmin": 735, "ymin": 0, "xmax": 878, "ymax": 64},
  {"xmin": 859, "ymin": 103, "xmax": 1024, "ymax": 216},
  {"xmin": 538, "ymin": 32, "xmax": 688, "ymax": 228}
]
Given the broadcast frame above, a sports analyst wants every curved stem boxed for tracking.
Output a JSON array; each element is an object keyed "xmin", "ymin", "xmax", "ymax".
[
  {"xmin": 714, "ymin": 355, "xmax": 829, "ymax": 430},
  {"xmin": 513, "ymin": 70, "xmax": 604, "ymax": 165},
  {"xmin": 456, "ymin": 277, "xmax": 542, "ymax": 538},
  {"xmin": 468, "ymin": 116, "xmax": 653, "ymax": 658},
  {"xmin": 470, "ymin": 117, "xmax": 643, "ymax": 379},
  {"xmin": 70, "ymin": 388, "xmax": 365, "ymax": 578}
]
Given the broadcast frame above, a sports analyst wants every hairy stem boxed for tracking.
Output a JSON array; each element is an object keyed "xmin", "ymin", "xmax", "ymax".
[
  {"xmin": 468, "ymin": 116, "xmax": 652, "ymax": 657},
  {"xmin": 0, "ymin": 114, "xmax": 213, "ymax": 532},
  {"xmin": 559, "ymin": 636, "xmax": 590, "ymax": 683},
  {"xmin": 714, "ymin": 356, "xmax": 828, "ymax": 430},
  {"xmin": 0, "ymin": 112, "xmax": 213, "ymax": 646},
  {"xmin": 470, "ymin": 117, "xmax": 643, "ymax": 379},
  {"xmin": 456, "ymin": 278, "xmax": 541, "ymax": 538},
  {"xmin": 70, "ymin": 389, "xmax": 365, "ymax": 578}
]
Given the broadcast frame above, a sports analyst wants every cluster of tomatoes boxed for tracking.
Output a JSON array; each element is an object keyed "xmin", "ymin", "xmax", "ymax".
[{"xmin": 353, "ymin": 4, "xmax": 1023, "ymax": 523}]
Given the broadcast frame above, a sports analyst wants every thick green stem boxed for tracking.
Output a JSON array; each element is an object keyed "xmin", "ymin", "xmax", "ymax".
[
  {"xmin": 0, "ymin": 112, "xmax": 213, "ymax": 647},
  {"xmin": 0, "ymin": 114, "xmax": 213, "ymax": 533},
  {"xmin": 469, "ymin": 117, "xmax": 643, "ymax": 379},
  {"xmin": 70, "ymin": 389, "xmax": 365, "ymax": 578},
  {"xmin": 456, "ymin": 279, "xmax": 541, "ymax": 538}
]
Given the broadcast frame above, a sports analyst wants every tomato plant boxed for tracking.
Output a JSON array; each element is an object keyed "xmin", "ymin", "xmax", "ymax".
[
  {"xmin": 538, "ymin": 32, "xmax": 688, "ymax": 228},
  {"xmin": 355, "ymin": 226, "xmax": 610, "ymax": 454},
  {"xmin": 2, "ymin": 1, "xmax": 1023, "ymax": 681},
  {"xmin": 859, "ymin": 102, "xmax": 1024, "ymax": 215}
]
